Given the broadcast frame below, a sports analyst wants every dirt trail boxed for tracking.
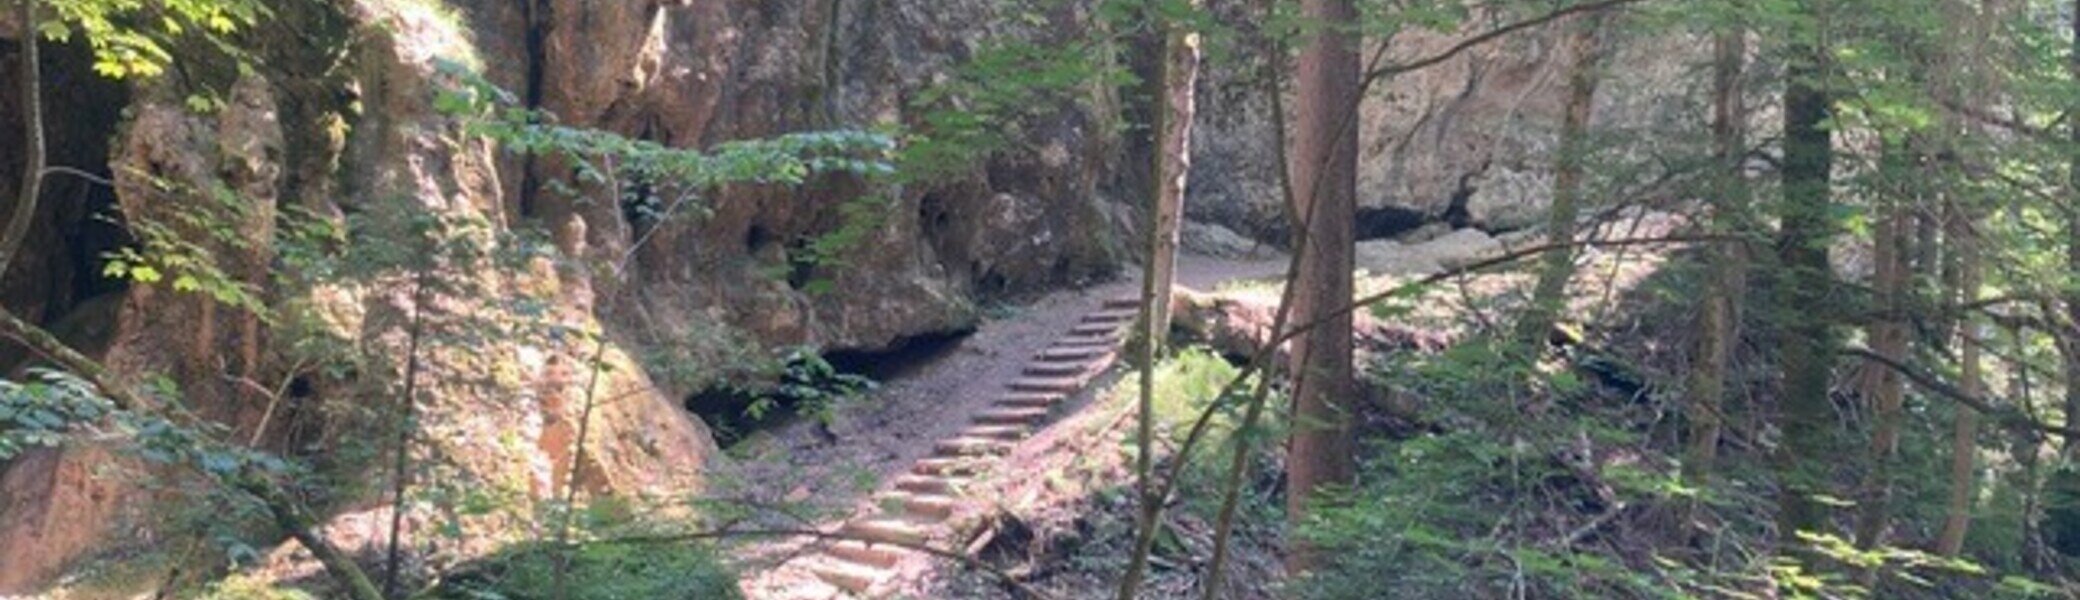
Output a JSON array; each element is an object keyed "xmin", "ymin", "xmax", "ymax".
[{"xmin": 730, "ymin": 253, "xmax": 1285, "ymax": 599}]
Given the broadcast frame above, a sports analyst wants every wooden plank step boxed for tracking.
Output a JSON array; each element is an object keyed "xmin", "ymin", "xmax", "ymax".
[
  {"xmin": 913, "ymin": 457, "xmax": 987, "ymax": 476},
  {"xmin": 1011, "ymin": 376, "xmax": 1083, "ymax": 393},
  {"xmin": 826, "ymin": 540, "xmax": 905, "ymax": 569},
  {"xmin": 973, "ymin": 406, "xmax": 1050, "ymax": 425},
  {"xmin": 1038, "ymin": 345, "xmax": 1113, "ymax": 361},
  {"xmin": 962, "ymin": 424, "xmax": 1027, "ymax": 440},
  {"xmin": 1070, "ymin": 321, "xmax": 1125, "ymax": 336},
  {"xmin": 808, "ymin": 557, "xmax": 886, "ymax": 594},
  {"xmin": 896, "ymin": 474, "xmax": 967, "ymax": 495},
  {"xmin": 1056, "ymin": 331, "xmax": 1125, "ymax": 346},
  {"xmin": 1024, "ymin": 360, "xmax": 1091, "ymax": 377},
  {"xmin": 934, "ymin": 436, "xmax": 1014, "ymax": 456},
  {"xmin": 1102, "ymin": 296, "xmax": 1142, "ymax": 310},
  {"xmin": 844, "ymin": 517, "xmax": 932, "ymax": 546},
  {"xmin": 1083, "ymin": 308, "xmax": 1140, "ymax": 324},
  {"xmin": 996, "ymin": 393, "xmax": 1063, "ymax": 408},
  {"xmin": 891, "ymin": 492, "xmax": 958, "ymax": 520}
]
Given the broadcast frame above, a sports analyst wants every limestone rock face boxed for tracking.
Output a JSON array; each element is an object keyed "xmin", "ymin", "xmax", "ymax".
[
  {"xmin": 1192, "ymin": 14, "xmax": 1706, "ymax": 242},
  {"xmin": 449, "ymin": 0, "xmax": 1121, "ymax": 369}
]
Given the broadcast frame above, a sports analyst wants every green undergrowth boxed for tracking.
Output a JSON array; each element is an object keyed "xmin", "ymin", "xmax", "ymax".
[
  {"xmin": 1105, "ymin": 347, "xmax": 1280, "ymax": 519},
  {"xmin": 432, "ymin": 542, "xmax": 740, "ymax": 600}
]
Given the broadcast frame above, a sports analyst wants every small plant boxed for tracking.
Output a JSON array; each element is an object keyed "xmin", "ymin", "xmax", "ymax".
[
  {"xmin": 0, "ymin": 369, "xmax": 112, "ymax": 459},
  {"xmin": 744, "ymin": 346, "xmax": 877, "ymax": 428}
]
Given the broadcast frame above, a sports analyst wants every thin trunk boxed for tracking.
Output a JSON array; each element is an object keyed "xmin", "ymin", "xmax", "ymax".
[
  {"xmin": 1773, "ymin": 0, "xmax": 1838, "ymax": 552},
  {"xmin": 0, "ymin": 0, "xmax": 44, "ymax": 281},
  {"xmin": 1686, "ymin": 18, "xmax": 1746, "ymax": 486},
  {"xmin": 1201, "ymin": 5, "xmax": 1288, "ymax": 594},
  {"xmin": 381, "ymin": 273, "xmax": 428, "ymax": 597},
  {"xmin": 1285, "ymin": 0, "xmax": 1359, "ymax": 575},
  {"xmin": 2065, "ymin": 0, "xmax": 2080, "ymax": 464},
  {"xmin": 1935, "ymin": 0, "xmax": 2005, "ymax": 558},
  {"xmin": 1519, "ymin": 14, "xmax": 1607, "ymax": 347},
  {"xmin": 1121, "ymin": 3, "xmax": 1197, "ymax": 596},
  {"xmin": 1144, "ymin": 0, "xmax": 1199, "ymax": 351},
  {"xmin": 1937, "ymin": 204, "xmax": 1981, "ymax": 556},
  {"xmin": 1852, "ymin": 162, "xmax": 1910, "ymax": 551}
]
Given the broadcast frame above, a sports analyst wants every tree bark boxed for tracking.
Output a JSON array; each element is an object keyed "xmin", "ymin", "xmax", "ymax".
[
  {"xmin": 1937, "ymin": 202, "xmax": 1982, "ymax": 556},
  {"xmin": 1773, "ymin": 0, "xmax": 1838, "ymax": 552},
  {"xmin": 2064, "ymin": 0, "xmax": 2080, "ymax": 465},
  {"xmin": 1285, "ymin": 0, "xmax": 1359, "ymax": 575},
  {"xmin": 1519, "ymin": 14, "xmax": 1607, "ymax": 347},
  {"xmin": 1685, "ymin": 17, "xmax": 1746, "ymax": 486},
  {"xmin": 0, "ymin": 0, "xmax": 44, "ymax": 282},
  {"xmin": 1853, "ymin": 158, "xmax": 1910, "ymax": 550},
  {"xmin": 1143, "ymin": 0, "xmax": 1199, "ymax": 351}
]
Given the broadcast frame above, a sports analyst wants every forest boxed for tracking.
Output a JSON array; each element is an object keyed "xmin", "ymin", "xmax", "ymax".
[{"xmin": 2, "ymin": 0, "xmax": 2079, "ymax": 598}]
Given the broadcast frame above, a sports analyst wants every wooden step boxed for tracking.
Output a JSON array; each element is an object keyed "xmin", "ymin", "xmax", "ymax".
[
  {"xmin": 997, "ymin": 392, "xmax": 1064, "ymax": 408},
  {"xmin": 1102, "ymin": 296, "xmax": 1142, "ymax": 310},
  {"xmin": 826, "ymin": 540, "xmax": 905, "ymax": 569},
  {"xmin": 1011, "ymin": 376, "xmax": 1084, "ymax": 393},
  {"xmin": 896, "ymin": 474, "xmax": 967, "ymax": 495},
  {"xmin": 1056, "ymin": 331, "xmax": 1125, "ymax": 346},
  {"xmin": 1024, "ymin": 360, "xmax": 1091, "ymax": 377},
  {"xmin": 913, "ymin": 457, "xmax": 987, "ymax": 476},
  {"xmin": 844, "ymin": 517, "xmax": 931, "ymax": 546},
  {"xmin": 973, "ymin": 407, "xmax": 1050, "ymax": 425},
  {"xmin": 891, "ymin": 492, "xmax": 958, "ymax": 520},
  {"xmin": 934, "ymin": 436, "xmax": 1014, "ymax": 456},
  {"xmin": 1038, "ymin": 345, "xmax": 1113, "ymax": 361},
  {"xmin": 1070, "ymin": 321, "xmax": 1125, "ymax": 336},
  {"xmin": 962, "ymin": 424, "xmax": 1027, "ymax": 441},
  {"xmin": 808, "ymin": 557, "xmax": 886, "ymax": 594},
  {"xmin": 1084, "ymin": 308, "xmax": 1140, "ymax": 324}
]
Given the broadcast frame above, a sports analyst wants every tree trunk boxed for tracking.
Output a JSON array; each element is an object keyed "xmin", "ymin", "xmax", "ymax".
[
  {"xmin": 1519, "ymin": 14, "xmax": 1608, "ymax": 347},
  {"xmin": 2065, "ymin": 0, "xmax": 2080, "ymax": 465},
  {"xmin": 1143, "ymin": 0, "xmax": 1199, "ymax": 351},
  {"xmin": 1853, "ymin": 158, "xmax": 1910, "ymax": 550},
  {"xmin": 1937, "ymin": 202, "xmax": 1982, "ymax": 556},
  {"xmin": 1120, "ymin": 2, "xmax": 1198, "ymax": 596},
  {"xmin": 1773, "ymin": 0, "xmax": 1838, "ymax": 551},
  {"xmin": 1934, "ymin": 0, "xmax": 2006, "ymax": 558},
  {"xmin": 0, "ymin": 0, "xmax": 44, "ymax": 282},
  {"xmin": 1285, "ymin": 0, "xmax": 1359, "ymax": 576},
  {"xmin": 1685, "ymin": 17, "xmax": 1746, "ymax": 486}
]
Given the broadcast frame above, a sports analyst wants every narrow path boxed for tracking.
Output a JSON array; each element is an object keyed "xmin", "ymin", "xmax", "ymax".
[{"xmin": 736, "ymin": 254, "xmax": 1285, "ymax": 600}]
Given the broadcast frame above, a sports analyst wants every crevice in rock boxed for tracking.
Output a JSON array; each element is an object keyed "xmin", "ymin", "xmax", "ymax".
[
  {"xmin": 516, "ymin": 0, "xmax": 552, "ymax": 219},
  {"xmin": 1443, "ymin": 168, "xmax": 1480, "ymax": 229},
  {"xmin": 825, "ymin": 328, "xmax": 971, "ymax": 381},
  {"xmin": 1352, "ymin": 205, "xmax": 1431, "ymax": 241},
  {"xmin": 683, "ymin": 327, "xmax": 973, "ymax": 446}
]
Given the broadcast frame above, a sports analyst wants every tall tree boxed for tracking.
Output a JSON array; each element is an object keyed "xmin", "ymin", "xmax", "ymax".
[
  {"xmin": 2065, "ymin": 0, "xmax": 2080, "ymax": 466},
  {"xmin": 1937, "ymin": 197, "xmax": 1984, "ymax": 556},
  {"xmin": 1852, "ymin": 154, "xmax": 1910, "ymax": 551},
  {"xmin": 1121, "ymin": 1, "xmax": 1200, "ymax": 597},
  {"xmin": 1772, "ymin": 0, "xmax": 1840, "ymax": 554},
  {"xmin": 1284, "ymin": 0, "xmax": 1360, "ymax": 575},
  {"xmin": 1686, "ymin": 3, "xmax": 1747, "ymax": 486},
  {"xmin": 1935, "ymin": 0, "xmax": 2004, "ymax": 555},
  {"xmin": 1518, "ymin": 13, "xmax": 1609, "ymax": 347},
  {"xmin": 1140, "ymin": 0, "xmax": 1200, "ymax": 351}
]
